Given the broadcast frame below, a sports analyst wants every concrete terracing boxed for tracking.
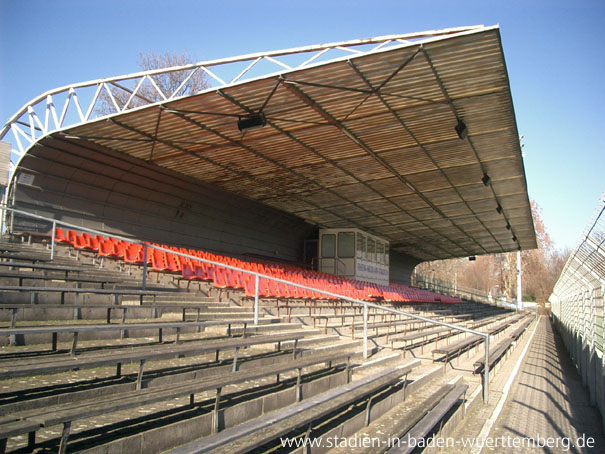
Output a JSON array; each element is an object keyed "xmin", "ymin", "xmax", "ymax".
[{"xmin": 0, "ymin": 238, "xmax": 538, "ymax": 453}]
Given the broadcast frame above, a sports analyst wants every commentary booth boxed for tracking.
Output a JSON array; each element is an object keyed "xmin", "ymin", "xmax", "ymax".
[{"xmin": 319, "ymin": 228, "xmax": 389, "ymax": 285}]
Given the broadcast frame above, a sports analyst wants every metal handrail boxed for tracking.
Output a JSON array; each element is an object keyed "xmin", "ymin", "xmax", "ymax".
[{"xmin": 0, "ymin": 205, "xmax": 492, "ymax": 402}]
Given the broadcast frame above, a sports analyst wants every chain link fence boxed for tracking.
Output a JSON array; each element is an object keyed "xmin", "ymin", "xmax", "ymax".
[{"xmin": 550, "ymin": 192, "xmax": 605, "ymax": 428}]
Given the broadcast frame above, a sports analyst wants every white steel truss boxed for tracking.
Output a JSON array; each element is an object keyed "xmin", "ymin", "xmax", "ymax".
[{"xmin": 0, "ymin": 26, "xmax": 484, "ymax": 179}]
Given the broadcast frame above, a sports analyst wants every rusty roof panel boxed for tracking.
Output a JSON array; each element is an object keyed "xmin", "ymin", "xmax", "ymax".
[
  {"xmin": 356, "ymin": 199, "xmax": 400, "ymax": 215},
  {"xmin": 330, "ymin": 183, "xmax": 383, "ymax": 202},
  {"xmin": 424, "ymin": 188, "xmax": 464, "ymax": 206},
  {"xmin": 406, "ymin": 170, "xmax": 453, "ymax": 192},
  {"xmin": 425, "ymin": 140, "xmax": 478, "ymax": 168},
  {"xmin": 377, "ymin": 147, "xmax": 437, "ymax": 175},
  {"xmin": 367, "ymin": 177, "xmax": 414, "ymax": 197}
]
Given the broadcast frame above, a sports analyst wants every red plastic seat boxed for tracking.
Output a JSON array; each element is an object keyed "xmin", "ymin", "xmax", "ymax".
[
  {"xmin": 181, "ymin": 263, "xmax": 211, "ymax": 281},
  {"xmin": 81, "ymin": 233, "xmax": 99, "ymax": 252},
  {"xmin": 151, "ymin": 249, "xmax": 168, "ymax": 271},
  {"xmin": 212, "ymin": 268, "xmax": 230, "ymax": 289},
  {"xmin": 98, "ymin": 239, "xmax": 119, "ymax": 258},
  {"xmin": 243, "ymin": 276, "xmax": 257, "ymax": 298},
  {"xmin": 177, "ymin": 248, "xmax": 193, "ymax": 269},
  {"xmin": 123, "ymin": 244, "xmax": 143, "ymax": 264},
  {"xmin": 165, "ymin": 253, "xmax": 182, "ymax": 273},
  {"xmin": 54, "ymin": 228, "xmax": 69, "ymax": 243},
  {"xmin": 72, "ymin": 233, "xmax": 88, "ymax": 250},
  {"xmin": 181, "ymin": 263, "xmax": 197, "ymax": 280},
  {"xmin": 66, "ymin": 230, "xmax": 79, "ymax": 246},
  {"xmin": 228, "ymin": 270, "xmax": 247, "ymax": 290}
]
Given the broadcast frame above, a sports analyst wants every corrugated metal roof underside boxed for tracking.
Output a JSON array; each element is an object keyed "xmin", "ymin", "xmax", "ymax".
[{"xmin": 49, "ymin": 27, "xmax": 537, "ymax": 261}]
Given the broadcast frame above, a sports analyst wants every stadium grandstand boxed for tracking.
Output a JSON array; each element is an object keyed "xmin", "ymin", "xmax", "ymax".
[{"xmin": 0, "ymin": 25, "xmax": 599, "ymax": 454}]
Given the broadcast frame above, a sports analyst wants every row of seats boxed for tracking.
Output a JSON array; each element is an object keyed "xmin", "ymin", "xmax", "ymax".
[{"xmin": 54, "ymin": 228, "xmax": 462, "ymax": 304}]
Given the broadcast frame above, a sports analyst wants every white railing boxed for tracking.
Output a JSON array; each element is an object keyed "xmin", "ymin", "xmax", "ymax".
[
  {"xmin": 1, "ymin": 205, "xmax": 493, "ymax": 402},
  {"xmin": 416, "ymin": 275, "xmax": 491, "ymax": 304}
]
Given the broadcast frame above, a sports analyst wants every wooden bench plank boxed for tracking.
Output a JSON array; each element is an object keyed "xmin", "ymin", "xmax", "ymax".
[
  {"xmin": 0, "ymin": 253, "xmax": 51, "ymax": 262},
  {"xmin": 432, "ymin": 334, "xmax": 482, "ymax": 355},
  {"xmin": 510, "ymin": 317, "xmax": 533, "ymax": 340},
  {"xmin": 390, "ymin": 325, "xmax": 451, "ymax": 343},
  {"xmin": 472, "ymin": 317, "xmax": 533, "ymax": 373},
  {"xmin": 0, "ymin": 419, "xmax": 40, "ymax": 439},
  {"xmin": 473, "ymin": 336, "xmax": 513, "ymax": 372}
]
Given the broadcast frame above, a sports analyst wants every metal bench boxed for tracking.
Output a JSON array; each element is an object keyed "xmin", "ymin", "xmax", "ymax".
[
  {"xmin": 0, "ymin": 270, "xmax": 120, "ymax": 288},
  {"xmin": 387, "ymin": 383, "xmax": 468, "ymax": 454},
  {"xmin": 432, "ymin": 334, "xmax": 483, "ymax": 370},
  {"xmin": 0, "ymin": 348, "xmax": 356, "ymax": 454},
  {"xmin": 0, "ymin": 285, "xmax": 168, "ymax": 305},
  {"xmin": 473, "ymin": 335, "xmax": 513, "ymax": 375},
  {"xmin": 169, "ymin": 360, "xmax": 419, "ymax": 454},
  {"xmin": 391, "ymin": 325, "xmax": 454, "ymax": 356},
  {"xmin": 473, "ymin": 317, "xmax": 533, "ymax": 374},
  {"xmin": 0, "ymin": 251, "xmax": 56, "ymax": 263},
  {"xmin": 0, "ymin": 302, "xmax": 237, "ymax": 327},
  {"xmin": 0, "ymin": 261, "xmax": 97, "ymax": 278},
  {"xmin": 333, "ymin": 382, "xmax": 457, "ymax": 454},
  {"xmin": 509, "ymin": 317, "xmax": 533, "ymax": 340},
  {"xmin": 277, "ymin": 302, "xmax": 365, "ymax": 320},
  {"xmin": 0, "ymin": 317, "xmax": 262, "ymax": 355},
  {"xmin": 0, "ymin": 418, "xmax": 41, "ymax": 453},
  {"xmin": 311, "ymin": 312, "xmax": 406, "ymax": 333}
]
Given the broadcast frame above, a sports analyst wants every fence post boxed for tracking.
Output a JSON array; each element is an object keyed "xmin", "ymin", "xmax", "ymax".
[
  {"xmin": 363, "ymin": 302, "xmax": 368, "ymax": 359},
  {"xmin": 50, "ymin": 221, "xmax": 56, "ymax": 261},
  {"xmin": 0, "ymin": 204, "xmax": 5, "ymax": 237},
  {"xmin": 483, "ymin": 334, "xmax": 490, "ymax": 403},
  {"xmin": 254, "ymin": 275, "xmax": 259, "ymax": 326},
  {"xmin": 141, "ymin": 244, "xmax": 148, "ymax": 290}
]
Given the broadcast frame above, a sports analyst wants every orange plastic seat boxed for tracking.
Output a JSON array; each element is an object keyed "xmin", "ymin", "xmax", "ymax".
[{"xmin": 54, "ymin": 228, "xmax": 69, "ymax": 243}]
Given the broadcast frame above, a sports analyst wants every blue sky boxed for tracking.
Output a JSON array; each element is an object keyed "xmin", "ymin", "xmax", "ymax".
[{"xmin": 1, "ymin": 0, "xmax": 603, "ymax": 251}]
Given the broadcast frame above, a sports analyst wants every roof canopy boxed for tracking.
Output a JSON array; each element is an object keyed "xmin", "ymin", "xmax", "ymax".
[{"xmin": 4, "ymin": 26, "xmax": 537, "ymax": 261}]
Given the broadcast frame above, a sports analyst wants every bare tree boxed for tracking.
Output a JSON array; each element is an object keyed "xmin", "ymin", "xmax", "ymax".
[
  {"xmin": 414, "ymin": 200, "xmax": 571, "ymax": 304},
  {"xmin": 522, "ymin": 201, "xmax": 570, "ymax": 302},
  {"xmin": 96, "ymin": 51, "xmax": 209, "ymax": 115}
]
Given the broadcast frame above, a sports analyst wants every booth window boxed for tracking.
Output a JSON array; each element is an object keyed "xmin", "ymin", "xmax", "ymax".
[
  {"xmin": 367, "ymin": 238, "xmax": 376, "ymax": 262},
  {"xmin": 377, "ymin": 242, "xmax": 385, "ymax": 264},
  {"xmin": 321, "ymin": 234, "xmax": 336, "ymax": 258},
  {"xmin": 338, "ymin": 232, "xmax": 355, "ymax": 258},
  {"xmin": 356, "ymin": 233, "xmax": 366, "ymax": 260}
]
